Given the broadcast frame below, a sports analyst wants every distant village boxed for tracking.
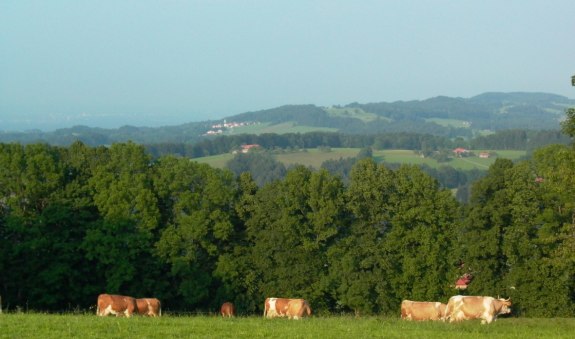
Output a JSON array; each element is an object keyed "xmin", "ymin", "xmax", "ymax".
[{"xmin": 203, "ymin": 120, "xmax": 258, "ymax": 136}]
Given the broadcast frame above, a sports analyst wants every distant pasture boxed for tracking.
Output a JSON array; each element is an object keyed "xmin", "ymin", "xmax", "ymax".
[{"xmin": 193, "ymin": 148, "xmax": 527, "ymax": 171}]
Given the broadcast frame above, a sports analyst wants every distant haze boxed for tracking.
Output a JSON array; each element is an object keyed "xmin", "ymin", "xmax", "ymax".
[{"xmin": 1, "ymin": 1, "xmax": 574, "ymax": 131}]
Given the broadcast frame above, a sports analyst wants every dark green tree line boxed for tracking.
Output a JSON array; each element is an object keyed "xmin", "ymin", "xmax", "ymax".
[{"xmin": 1, "ymin": 109, "xmax": 575, "ymax": 317}]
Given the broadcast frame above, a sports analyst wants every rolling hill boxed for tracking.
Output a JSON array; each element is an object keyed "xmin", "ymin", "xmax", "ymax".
[{"xmin": 1, "ymin": 92, "xmax": 573, "ymax": 146}]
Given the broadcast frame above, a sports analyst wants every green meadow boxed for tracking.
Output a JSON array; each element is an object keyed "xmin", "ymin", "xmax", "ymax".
[
  {"xmin": 193, "ymin": 148, "xmax": 527, "ymax": 171},
  {"xmin": 425, "ymin": 118, "xmax": 471, "ymax": 128},
  {"xmin": 1, "ymin": 314, "xmax": 574, "ymax": 338},
  {"xmin": 223, "ymin": 122, "xmax": 338, "ymax": 135},
  {"xmin": 324, "ymin": 107, "xmax": 382, "ymax": 123}
]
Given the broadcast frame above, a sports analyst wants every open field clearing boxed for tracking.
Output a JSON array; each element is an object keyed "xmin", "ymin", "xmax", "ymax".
[
  {"xmin": 325, "ymin": 107, "xmax": 382, "ymax": 122},
  {"xmin": 1, "ymin": 314, "xmax": 574, "ymax": 338},
  {"xmin": 223, "ymin": 122, "xmax": 338, "ymax": 135},
  {"xmin": 372, "ymin": 149, "xmax": 526, "ymax": 170},
  {"xmin": 193, "ymin": 148, "xmax": 527, "ymax": 171},
  {"xmin": 425, "ymin": 118, "xmax": 471, "ymax": 128}
]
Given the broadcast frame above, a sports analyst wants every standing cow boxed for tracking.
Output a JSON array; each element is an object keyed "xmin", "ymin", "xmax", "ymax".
[
  {"xmin": 96, "ymin": 294, "xmax": 137, "ymax": 317},
  {"xmin": 445, "ymin": 295, "xmax": 512, "ymax": 324},
  {"xmin": 136, "ymin": 298, "xmax": 162, "ymax": 317},
  {"xmin": 264, "ymin": 297, "xmax": 311, "ymax": 320},
  {"xmin": 401, "ymin": 300, "xmax": 446, "ymax": 321},
  {"xmin": 220, "ymin": 302, "xmax": 236, "ymax": 317}
]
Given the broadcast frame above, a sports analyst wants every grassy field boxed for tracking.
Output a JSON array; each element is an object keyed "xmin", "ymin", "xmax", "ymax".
[
  {"xmin": 193, "ymin": 148, "xmax": 527, "ymax": 171},
  {"xmin": 324, "ymin": 107, "xmax": 382, "ymax": 123},
  {"xmin": 425, "ymin": 118, "xmax": 471, "ymax": 128},
  {"xmin": 372, "ymin": 149, "xmax": 526, "ymax": 170},
  {"xmin": 1, "ymin": 314, "xmax": 574, "ymax": 338},
  {"xmin": 224, "ymin": 122, "xmax": 338, "ymax": 135}
]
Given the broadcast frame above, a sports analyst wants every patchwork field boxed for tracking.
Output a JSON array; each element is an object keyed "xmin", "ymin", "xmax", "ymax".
[
  {"xmin": 1, "ymin": 314, "xmax": 574, "ymax": 338},
  {"xmin": 222, "ymin": 122, "xmax": 338, "ymax": 135},
  {"xmin": 193, "ymin": 148, "xmax": 527, "ymax": 171}
]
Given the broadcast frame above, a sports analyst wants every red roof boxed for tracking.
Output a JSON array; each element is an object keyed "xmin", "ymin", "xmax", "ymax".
[
  {"xmin": 454, "ymin": 273, "xmax": 473, "ymax": 289},
  {"xmin": 453, "ymin": 147, "xmax": 467, "ymax": 153}
]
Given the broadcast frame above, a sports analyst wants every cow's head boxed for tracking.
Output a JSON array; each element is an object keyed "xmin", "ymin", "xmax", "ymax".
[{"xmin": 496, "ymin": 298, "xmax": 512, "ymax": 315}]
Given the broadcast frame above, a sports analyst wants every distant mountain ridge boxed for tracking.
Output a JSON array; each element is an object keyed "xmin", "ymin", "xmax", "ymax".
[
  {"xmin": 233, "ymin": 92, "xmax": 572, "ymax": 134},
  {"xmin": 1, "ymin": 92, "xmax": 573, "ymax": 146}
]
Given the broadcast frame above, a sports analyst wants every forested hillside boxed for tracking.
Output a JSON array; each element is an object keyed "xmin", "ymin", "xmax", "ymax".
[
  {"xmin": 1, "ymin": 92, "xmax": 572, "ymax": 146},
  {"xmin": 1, "ymin": 107, "xmax": 574, "ymax": 316},
  {"xmin": 231, "ymin": 92, "xmax": 573, "ymax": 137}
]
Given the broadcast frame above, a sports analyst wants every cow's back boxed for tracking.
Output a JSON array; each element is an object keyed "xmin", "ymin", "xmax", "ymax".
[
  {"xmin": 221, "ymin": 302, "xmax": 235, "ymax": 317},
  {"xmin": 446, "ymin": 295, "xmax": 508, "ymax": 324},
  {"xmin": 400, "ymin": 300, "xmax": 412, "ymax": 319},
  {"xmin": 286, "ymin": 299, "xmax": 311, "ymax": 320},
  {"xmin": 458, "ymin": 296, "xmax": 492, "ymax": 318},
  {"xmin": 97, "ymin": 294, "xmax": 137, "ymax": 317},
  {"xmin": 264, "ymin": 298, "xmax": 298, "ymax": 318},
  {"xmin": 137, "ymin": 298, "xmax": 161, "ymax": 317},
  {"xmin": 401, "ymin": 300, "xmax": 444, "ymax": 321}
]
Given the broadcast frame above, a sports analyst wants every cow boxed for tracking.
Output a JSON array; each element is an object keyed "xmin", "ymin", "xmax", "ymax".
[
  {"xmin": 220, "ymin": 302, "xmax": 236, "ymax": 317},
  {"xmin": 263, "ymin": 297, "xmax": 312, "ymax": 320},
  {"xmin": 96, "ymin": 294, "xmax": 137, "ymax": 317},
  {"xmin": 401, "ymin": 300, "xmax": 446, "ymax": 321},
  {"xmin": 136, "ymin": 298, "xmax": 162, "ymax": 317},
  {"xmin": 444, "ymin": 295, "xmax": 512, "ymax": 324}
]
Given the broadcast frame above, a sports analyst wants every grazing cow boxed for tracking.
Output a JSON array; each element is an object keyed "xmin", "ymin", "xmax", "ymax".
[
  {"xmin": 401, "ymin": 300, "xmax": 446, "ymax": 321},
  {"xmin": 263, "ymin": 298, "xmax": 312, "ymax": 320},
  {"xmin": 220, "ymin": 302, "xmax": 236, "ymax": 317},
  {"xmin": 445, "ymin": 295, "xmax": 512, "ymax": 324},
  {"xmin": 136, "ymin": 298, "xmax": 162, "ymax": 317},
  {"xmin": 96, "ymin": 294, "xmax": 137, "ymax": 317}
]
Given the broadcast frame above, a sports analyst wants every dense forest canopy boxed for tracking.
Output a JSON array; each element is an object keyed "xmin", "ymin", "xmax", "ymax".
[{"xmin": 1, "ymin": 107, "xmax": 574, "ymax": 316}]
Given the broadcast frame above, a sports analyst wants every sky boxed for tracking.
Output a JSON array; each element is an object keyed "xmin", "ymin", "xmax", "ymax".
[{"xmin": 1, "ymin": 0, "xmax": 574, "ymax": 131}]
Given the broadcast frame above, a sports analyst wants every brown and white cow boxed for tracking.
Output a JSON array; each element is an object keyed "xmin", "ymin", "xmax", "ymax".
[
  {"xmin": 263, "ymin": 297, "xmax": 312, "ymax": 320},
  {"xmin": 220, "ymin": 302, "xmax": 236, "ymax": 317},
  {"xmin": 445, "ymin": 295, "xmax": 512, "ymax": 324},
  {"xmin": 96, "ymin": 294, "xmax": 137, "ymax": 317},
  {"xmin": 136, "ymin": 298, "xmax": 162, "ymax": 317},
  {"xmin": 401, "ymin": 300, "xmax": 446, "ymax": 321}
]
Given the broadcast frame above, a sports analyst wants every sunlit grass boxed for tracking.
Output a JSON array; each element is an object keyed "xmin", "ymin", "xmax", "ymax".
[{"xmin": 2, "ymin": 313, "xmax": 575, "ymax": 338}]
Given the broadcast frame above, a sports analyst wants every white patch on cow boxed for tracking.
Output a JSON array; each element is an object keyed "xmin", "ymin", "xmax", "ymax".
[
  {"xmin": 145, "ymin": 299, "xmax": 152, "ymax": 316},
  {"xmin": 481, "ymin": 297, "xmax": 494, "ymax": 324},
  {"xmin": 267, "ymin": 298, "xmax": 278, "ymax": 318},
  {"xmin": 101, "ymin": 305, "xmax": 118, "ymax": 317}
]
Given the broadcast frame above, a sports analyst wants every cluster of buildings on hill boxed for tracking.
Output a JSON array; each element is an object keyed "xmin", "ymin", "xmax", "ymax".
[
  {"xmin": 203, "ymin": 120, "xmax": 258, "ymax": 136},
  {"xmin": 453, "ymin": 148, "xmax": 490, "ymax": 158}
]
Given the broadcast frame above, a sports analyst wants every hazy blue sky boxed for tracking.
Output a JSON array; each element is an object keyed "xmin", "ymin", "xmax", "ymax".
[{"xmin": 1, "ymin": 0, "xmax": 574, "ymax": 131}]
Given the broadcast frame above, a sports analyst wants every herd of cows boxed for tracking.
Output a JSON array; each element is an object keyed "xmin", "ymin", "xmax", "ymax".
[
  {"xmin": 401, "ymin": 296, "xmax": 512, "ymax": 324},
  {"xmin": 96, "ymin": 294, "xmax": 512, "ymax": 324}
]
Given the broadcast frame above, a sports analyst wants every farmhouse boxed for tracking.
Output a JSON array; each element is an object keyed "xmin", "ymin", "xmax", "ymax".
[
  {"xmin": 241, "ymin": 144, "xmax": 260, "ymax": 153},
  {"xmin": 452, "ymin": 148, "xmax": 469, "ymax": 157}
]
